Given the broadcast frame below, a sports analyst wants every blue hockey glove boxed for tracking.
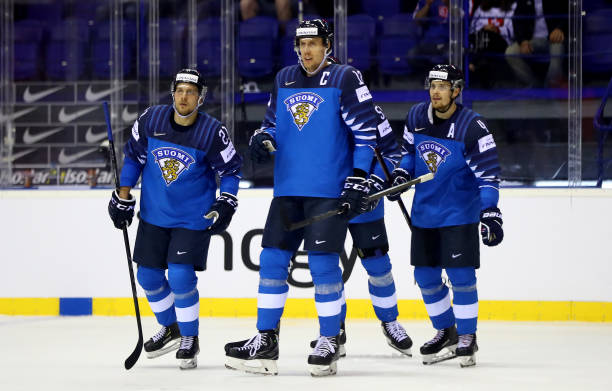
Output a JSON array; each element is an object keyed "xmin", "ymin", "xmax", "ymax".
[
  {"xmin": 249, "ymin": 130, "xmax": 276, "ymax": 164},
  {"xmin": 387, "ymin": 168, "xmax": 412, "ymax": 202},
  {"xmin": 205, "ymin": 192, "xmax": 238, "ymax": 235},
  {"xmin": 366, "ymin": 174, "xmax": 388, "ymax": 211},
  {"xmin": 480, "ymin": 207, "xmax": 503, "ymax": 246},
  {"xmin": 339, "ymin": 176, "xmax": 371, "ymax": 220},
  {"xmin": 108, "ymin": 190, "xmax": 136, "ymax": 229}
]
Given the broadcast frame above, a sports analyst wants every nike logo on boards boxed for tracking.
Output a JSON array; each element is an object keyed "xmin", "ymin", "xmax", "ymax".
[
  {"xmin": 85, "ymin": 127, "xmax": 109, "ymax": 143},
  {"xmin": 58, "ymin": 148, "xmax": 98, "ymax": 164},
  {"xmin": 23, "ymin": 86, "xmax": 64, "ymax": 103},
  {"xmin": 58, "ymin": 107, "xmax": 98, "ymax": 123},
  {"xmin": 85, "ymin": 85, "xmax": 127, "ymax": 102},
  {"xmin": 122, "ymin": 107, "xmax": 138, "ymax": 123},
  {"xmin": 23, "ymin": 127, "xmax": 64, "ymax": 144},
  {"xmin": 0, "ymin": 107, "xmax": 38, "ymax": 123},
  {"xmin": 284, "ymin": 81, "xmax": 296, "ymax": 86},
  {"xmin": 0, "ymin": 148, "xmax": 37, "ymax": 163}
]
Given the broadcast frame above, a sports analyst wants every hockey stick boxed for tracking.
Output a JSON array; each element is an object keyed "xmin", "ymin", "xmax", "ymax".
[
  {"xmin": 285, "ymin": 172, "xmax": 433, "ymax": 231},
  {"xmin": 103, "ymin": 101, "xmax": 143, "ymax": 370},
  {"xmin": 373, "ymin": 148, "xmax": 412, "ymax": 230}
]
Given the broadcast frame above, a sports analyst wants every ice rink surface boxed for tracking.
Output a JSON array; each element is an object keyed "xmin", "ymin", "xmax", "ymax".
[{"xmin": 1, "ymin": 315, "xmax": 611, "ymax": 391}]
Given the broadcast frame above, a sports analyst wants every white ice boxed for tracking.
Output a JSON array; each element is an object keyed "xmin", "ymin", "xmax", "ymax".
[{"xmin": 1, "ymin": 316, "xmax": 611, "ymax": 391}]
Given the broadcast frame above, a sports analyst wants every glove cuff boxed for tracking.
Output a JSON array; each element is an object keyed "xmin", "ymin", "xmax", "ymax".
[
  {"xmin": 219, "ymin": 192, "xmax": 238, "ymax": 209},
  {"xmin": 481, "ymin": 207, "xmax": 502, "ymax": 220},
  {"xmin": 113, "ymin": 190, "xmax": 135, "ymax": 203}
]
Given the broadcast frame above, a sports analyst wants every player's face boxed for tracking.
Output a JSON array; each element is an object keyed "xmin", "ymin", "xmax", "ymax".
[
  {"xmin": 299, "ymin": 37, "xmax": 328, "ymax": 72},
  {"xmin": 173, "ymin": 83, "xmax": 200, "ymax": 115},
  {"xmin": 429, "ymin": 80, "xmax": 458, "ymax": 110}
]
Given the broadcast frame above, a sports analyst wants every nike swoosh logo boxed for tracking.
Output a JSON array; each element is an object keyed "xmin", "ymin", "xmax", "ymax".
[
  {"xmin": 371, "ymin": 234, "xmax": 382, "ymax": 240},
  {"xmin": 153, "ymin": 132, "xmax": 166, "ymax": 137},
  {"xmin": 415, "ymin": 127, "xmax": 425, "ymax": 131},
  {"xmin": 85, "ymin": 127, "xmax": 108, "ymax": 143},
  {"xmin": 85, "ymin": 85, "xmax": 126, "ymax": 102},
  {"xmin": 284, "ymin": 81, "xmax": 296, "ymax": 86},
  {"xmin": 451, "ymin": 253, "xmax": 462, "ymax": 259},
  {"xmin": 315, "ymin": 240, "xmax": 326, "ymax": 244},
  {"xmin": 58, "ymin": 107, "xmax": 98, "ymax": 123},
  {"xmin": 58, "ymin": 147, "xmax": 98, "ymax": 164},
  {"xmin": 177, "ymin": 251, "xmax": 188, "ymax": 255},
  {"xmin": 122, "ymin": 106, "xmax": 138, "ymax": 123},
  {"xmin": 0, "ymin": 148, "xmax": 37, "ymax": 163},
  {"xmin": 0, "ymin": 107, "xmax": 38, "ymax": 123},
  {"xmin": 23, "ymin": 127, "xmax": 65, "ymax": 144},
  {"xmin": 23, "ymin": 86, "xmax": 64, "ymax": 103}
]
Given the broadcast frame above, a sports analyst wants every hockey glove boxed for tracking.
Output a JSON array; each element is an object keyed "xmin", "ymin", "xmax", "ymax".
[
  {"xmin": 366, "ymin": 174, "xmax": 388, "ymax": 211},
  {"xmin": 339, "ymin": 176, "xmax": 371, "ymax": 220},
  {"xmin": 249, "ymin": 130, "xmax": 276, "ymax": 164},
  {"xmin": 387, "ymin": 168, "xmax": 412, "ymax": 202},
  {"xmin": 204, "ymin": 192, "xmax": 238, "ymax": 235},
  {"xmin": 108, "ymin": 190, "xmax": 136, "ymax": 229},
  {"xmin": 480, "ymin": 207, "xmax": 504, "ymax": 246}
]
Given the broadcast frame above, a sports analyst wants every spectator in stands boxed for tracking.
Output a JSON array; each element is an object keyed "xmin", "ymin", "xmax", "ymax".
[
  {"xmin": 469, "ymin": 0, "xmax": 516, "ymax": 88},
  {"xmin": 409, "ymin": 0, "xmax": 450, "ymax": 69},
  {"xmin": 504, "ymin": 0, "xmax": 568, "ymax": 87}
]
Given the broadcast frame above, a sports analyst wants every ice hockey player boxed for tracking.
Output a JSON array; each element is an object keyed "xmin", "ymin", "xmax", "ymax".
[
  {"xmin": 388, "ymin": 64, "xmax": 503, "ymax": 367},
  {"xmin": 224, "ymin": 19, "xmax": 379, "ymax": 377},
  {"xmin": 107, "ymin": 68, "xmax": 243, "ymax": 369}
]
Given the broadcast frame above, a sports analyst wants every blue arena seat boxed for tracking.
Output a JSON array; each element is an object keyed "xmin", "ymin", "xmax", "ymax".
[
  {"xmin": 361, "ymin": 0, "xmax": 400, "ymax": 22},
  {"xmin": 347, "ymin": 14, "xmax": 376, "ymax": 71},
  {"xmin": 377, "ymin": 14, "xmax": 419, "ymax": 75},
  {"xmin": 584, "ymin": 9, "xmax": 612, "ymax": 73},
  {"xmin": 45, "ymin": 18, "xmax": 90, "ymax": 80},
  {"xmin": 238, "ymin": 16, "xmax": 279, "ymax": 78},
  {"xmin": 91, "ymin": 21, "xmax": 136, "ymax": 79},
  {"xmin": 139, "ymin": 18, "xmax": 186, "ymax": 78},
  {"xmin": 14, "ymin": 20, "xmax": 44, "ymax": 80},
  {"xmin": 26, "ymin": 1, "xmax": 63, "ymax": 26},
  {"xmin": 196, "ymin": 18, "xmax": 221, "ymax": 77}
]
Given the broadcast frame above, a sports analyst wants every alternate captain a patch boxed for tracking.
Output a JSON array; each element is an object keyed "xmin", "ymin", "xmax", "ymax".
[
  {"xmin": 151, "ymin": 147, "xmax": 195, "ymax": 185},
  {"xmin": 283, "ymin": 92, "xmax": 324, "ymax": 130},
  {"xmin": 417, "ymin": 141, "xmax": 451, "ymax": 173}
]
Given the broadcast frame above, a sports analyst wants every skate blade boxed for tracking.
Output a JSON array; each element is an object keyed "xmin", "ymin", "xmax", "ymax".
[
  {"xmin": 422, "ymin": 345, "xmax": 457, "ymax": 365},
  {"xmin": 386, "ymin": 341, "xmax": 412, "ymax": 357},
  {"xmin": 225, "ymin": 357, "xmax": 278, "ymax": 376},
  {"xmin": 145, "ymin": 340, "xmax": 180, "ymax": 359},
  {"xmin": 459, "ymin": 354, "xmax": 476, "ymax": 368},
  {"xmin": 308, "ymin": 361, "xmax": 338, "ymax": 377},
  {"xmin": 339, "ymin": 345, "xmax": 346, "ymax": 358},
  {"xmin": 179, "ymin": 357, "xmax": 197, "ymax": 370}
]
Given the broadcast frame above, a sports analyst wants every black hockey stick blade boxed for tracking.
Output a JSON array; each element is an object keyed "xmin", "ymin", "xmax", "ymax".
[
  {"xmin": 367, "ymin": 172, "xmax": 434, "ymax": 202},
  {"xmin": 124, "ymin": 327, "xmax": 144, "ymax": 369},
  {"xmin": 286, "ymin": 205, "xmax": 347, "ymax": 231}
]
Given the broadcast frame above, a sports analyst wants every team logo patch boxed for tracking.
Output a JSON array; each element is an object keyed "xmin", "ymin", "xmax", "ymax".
[
  {"xmin": 151, "ymin": 147, "xmax": 195, "ymax": 185},
  {"xmin": 417, "ymin": 141, "xmax": 451, "ymax": 173},
  {"xmin": 283, "ymin": 92, "xmax": 324, "ymax": 130}
]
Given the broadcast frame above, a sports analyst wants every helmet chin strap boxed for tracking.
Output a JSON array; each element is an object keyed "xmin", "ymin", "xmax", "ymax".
[
  {"xmin": 172, "ymin": 95, "xmax": 203, "ymax": 119},
  {"xmin": 296, "ymin": 46, "xmax": 332, "ymax": 76}
]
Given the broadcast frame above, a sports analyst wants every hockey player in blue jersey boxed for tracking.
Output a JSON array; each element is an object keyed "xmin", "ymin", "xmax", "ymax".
[
  {"xmin": 107, "ymin": 69, "xmax": 243, "ymax": 369},
  {"xmin": 388, "ymin": 64, "xmax": 503, "ymax": 368},
  {"xmin": 224, "ymin": 19, "xmax": 378, "ymax": 377}
]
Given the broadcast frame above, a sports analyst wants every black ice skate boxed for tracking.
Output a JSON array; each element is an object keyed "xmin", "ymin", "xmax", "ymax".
[
  {"xmin": 308, "ymin": 335, "xmax": 340, "ymax": 377},
  {"xmin": 456, "ymin": 333, "xmax": 478, "ymax": 368},
  {"xmin": 310, "ymin": 322, "xmax": 346, "ymax": 357},
  {"xmin": 143, "ymin": 323, "xmax": 181, "ymax": 359},
  {"xmin": 225, "ymin": 330, "xmax": 279, "ymax": 375},
  {"xmin": 176, "ymin": 336, "xmax": 199, "ymax": 370},
  {"xmin": 420, "ymin": 326, "xmax": 458, "ymax": 365},
  {"xmin": 381, "ymin": 320, "xmax": 413, "ymax": 356}
]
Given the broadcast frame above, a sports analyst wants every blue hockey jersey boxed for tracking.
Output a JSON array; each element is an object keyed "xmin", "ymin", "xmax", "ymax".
[
  {"xmin": 398, "ymin": 102, "xmax": 500, "ymax": 228},
  {"xmin": 119, "ymin": 105, "xmax": 242, "ymax": 230},
  {"xmin": 258, "ymin": 64, "xmax": 377, "ymax": 198}
]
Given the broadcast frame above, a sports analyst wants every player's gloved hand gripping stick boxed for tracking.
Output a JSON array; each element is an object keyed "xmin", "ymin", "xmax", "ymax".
[
  {"xmin": 373, "ymin": 148, "xmax": 413, "ymax": 230},
  {"xmin": 284, "ymin": 172, "xmax": 434, "ymax": 231}
]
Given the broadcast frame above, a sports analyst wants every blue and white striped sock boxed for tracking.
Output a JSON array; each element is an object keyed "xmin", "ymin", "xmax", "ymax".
[
  {"xmin": 415, "ymin": 266, "xmax": 455, "ymax": 330},
  {"xmin": 256, "ymin": 247, "xmax": 292, "ymax": 331},
  {"xmin": 168, "ymin": 263, "xmax": 199, "ymax": 336},
  {"xmin": 362, "ymin": 254, "xmax": 398, "ymax": 322},
  {"xmin": 137, "ymin": 266, "xmax": 176, "ymax": 326},
  {"xmin": 447, "ymin": 267, "xmax": 478, "ymax": 335}
]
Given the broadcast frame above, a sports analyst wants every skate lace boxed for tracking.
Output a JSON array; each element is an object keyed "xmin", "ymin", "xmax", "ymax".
[
  {"xmin": 238, "ymin": 333, "xmax": 267, "ymax": 357},
  {"xmin": 312, "ymin": 336, "xmax": 336, "ymax": 357},
  {"xmin": 384, "ymin": 321, "xmax": 409, "ymax": 342},
  {"xmin": 151, "ymin": 326, "xmax": 168, "ymax": 343},
  {"xmin": 424, "ymin": 329, "xmax": 446, "ymax": 346},
  {"xmin": 458, "ymin": 334, "xmax": 474, "ymax": 349},
  {"xmin": 180, "ymin": 336, "xmax": 194, "ymax": 350}
]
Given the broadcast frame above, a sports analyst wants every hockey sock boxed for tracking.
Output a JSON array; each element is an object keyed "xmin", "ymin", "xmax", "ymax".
[
  {"xmin": 309, "ymin": 251, "xmax": 343, "ymax": 337},
  {"xmin": 446, "ymin": 267, "xmax": 478, "ymax": 335},
  {"xmin": 340, "ymin": 288, "xmax": 346, "ymax": 324},
  {"xmin": 414, "ymin": 266, "xmax": 455, "ymax": 329},
  {"xmin": 361, "ymin": 254, "xmax": 398, "ymax": 322},
  {"xmin": 256, "ymin": 247, "xmax": 292, "ymax": 331},
  {"xmin": 137, "ymin": 265, "xmax": 176, "ymax": 326},
  {"xmin": 168, "ymin": 263, "xmax": 199, "ymax": 336}
]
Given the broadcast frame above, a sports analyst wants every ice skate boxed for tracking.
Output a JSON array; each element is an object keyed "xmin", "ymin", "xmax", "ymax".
[
  {"xmin": 308, "ymin": 335, "xmax": 340, "ymax": 377},
  {"xmin": 456, "ymin": 333, "xmax": 478, "ymax": 368},
  {"xmin": 420, "ymin": 326, "xmax": 458, "ymax": 365},
  {"xmin": 310, "ymin": 322, "xmax": 346, "ymax": 357},
  {"xmin": 381, "ymin": 320, "xmax": 413, "ymax": 356},
  {"xmin": 176, "ymin": 336, "xmax": 199, "ymax": 370},
  {"xmin": 143, "ymin": 323, "xmax": 181, "ymax": 358},
  {"xmin": 225, "ymin": 330, "xmax": 279, "ymax": 375}
]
